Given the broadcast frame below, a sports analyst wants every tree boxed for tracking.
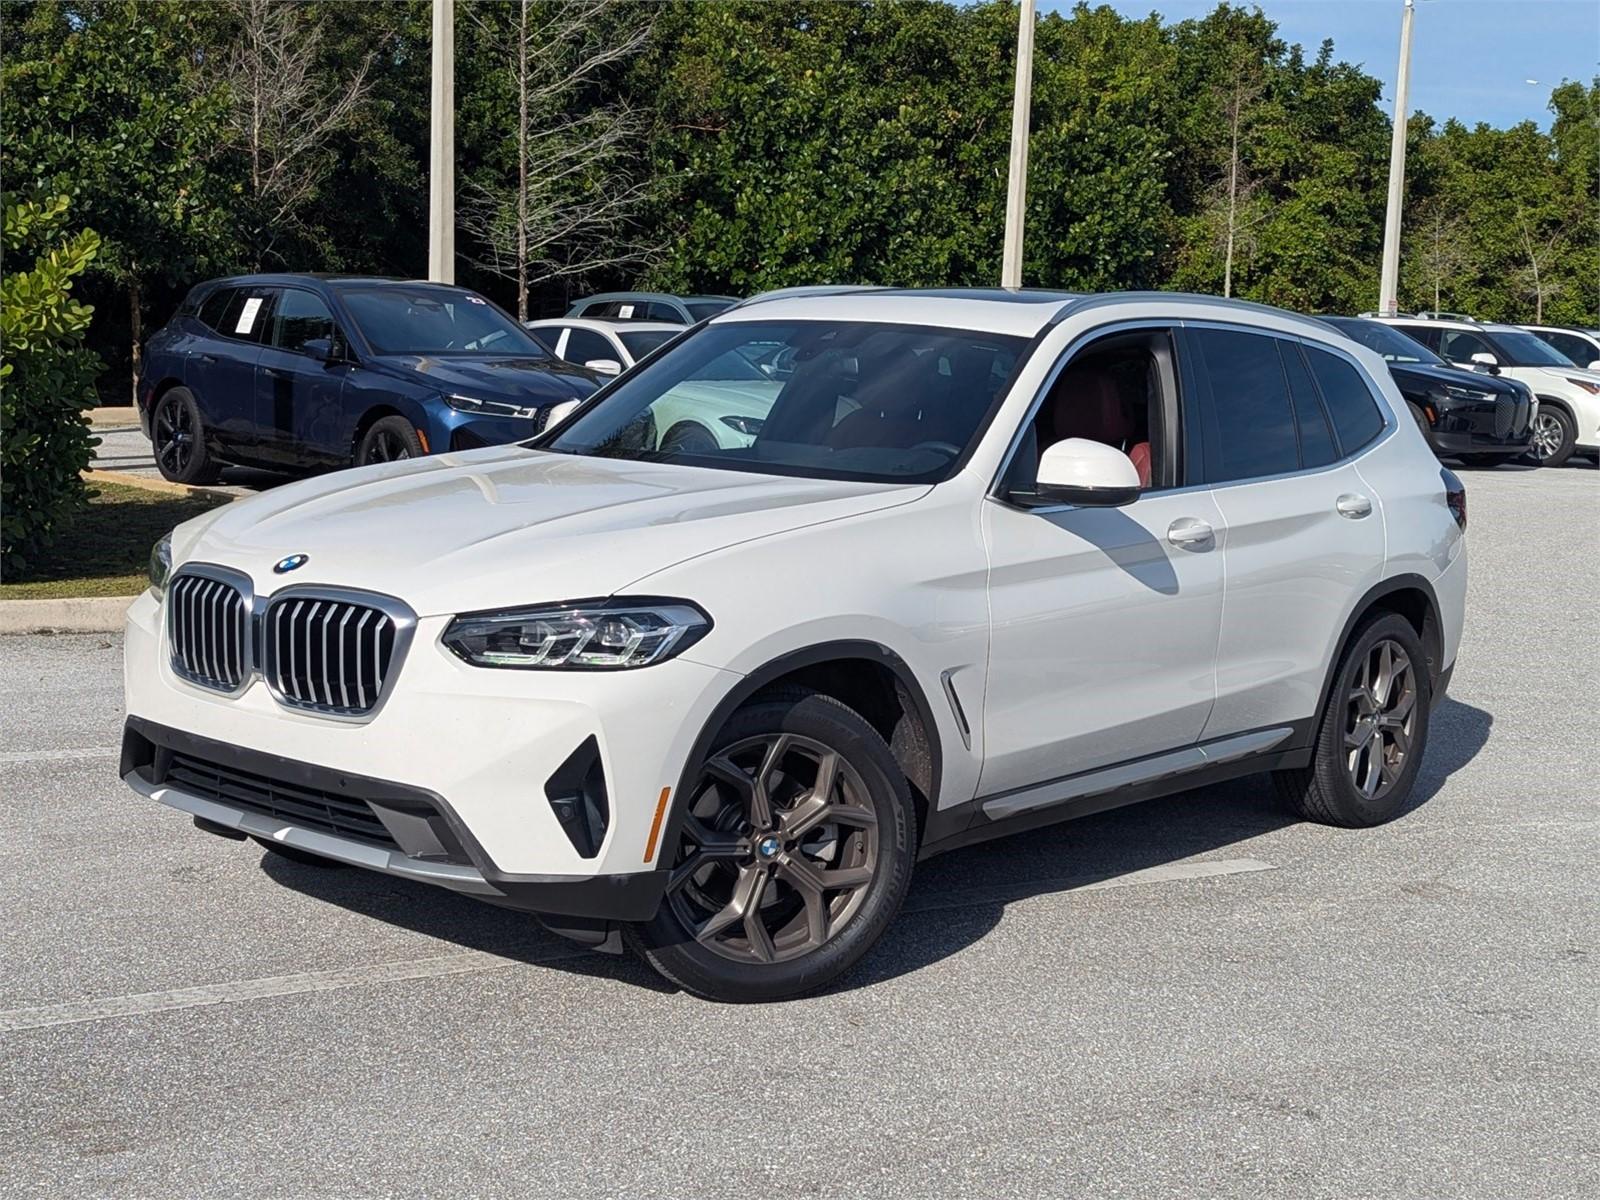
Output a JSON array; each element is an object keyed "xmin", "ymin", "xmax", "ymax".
[
  {"xmin": 0, "ymin": 195, "xmax": 102, "ymax": 576},
  {"xmin": 207, "ymin": 0, "xmax": 377, "ymax": 268},
  {"xmin": 1410, "ymin": 199, "xmax": 1472, "ymax": 313},
  {"xmin": 459, "ymin": 0, "xmax": 659, "ymax": 319}
]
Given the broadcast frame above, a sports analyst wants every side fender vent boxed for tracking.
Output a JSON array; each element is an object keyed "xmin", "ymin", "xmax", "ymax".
[{"xmin": 545, "ymin": 736, "xmax": 610, "ymax": 859}]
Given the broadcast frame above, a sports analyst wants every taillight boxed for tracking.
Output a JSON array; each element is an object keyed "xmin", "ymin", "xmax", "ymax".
[{"xmin": 1441, "ymin": 467, "xmax": 1467, "ymax": 531}]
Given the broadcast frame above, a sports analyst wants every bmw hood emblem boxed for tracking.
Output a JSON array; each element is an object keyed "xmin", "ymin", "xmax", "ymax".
[{"xmin": 273, "ymin": 553, "xmax": 310, "ymax": 575}]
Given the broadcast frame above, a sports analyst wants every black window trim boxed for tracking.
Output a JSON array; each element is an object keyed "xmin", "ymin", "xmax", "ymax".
[{"xmin": 1172, "ymin": 318, "xmax": 1397, "ymax": 493}]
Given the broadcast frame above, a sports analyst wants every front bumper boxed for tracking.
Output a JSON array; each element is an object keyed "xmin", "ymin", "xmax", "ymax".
[{"xmin": 122, "ymin": 589, "xmax": 738, "ymax": 911}]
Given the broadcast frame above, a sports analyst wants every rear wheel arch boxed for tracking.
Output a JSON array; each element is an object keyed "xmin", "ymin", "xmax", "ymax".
[
  {"xmin": 662, "ymin": 642, "xmax": 943, "ymax": 863},
  {"xmin": 1313, "ymin": 575, "xmax": 1443, "ymax": 728}
]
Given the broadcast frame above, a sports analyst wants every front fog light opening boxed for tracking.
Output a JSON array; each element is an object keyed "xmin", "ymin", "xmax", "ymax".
[{"xmin": 545, "ymin": 736, "xmax": 609, "ymax": 859}]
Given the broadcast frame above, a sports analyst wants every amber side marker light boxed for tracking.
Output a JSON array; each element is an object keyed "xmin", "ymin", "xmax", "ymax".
[
  {"xmin": 416, "ymin": 427, "xmax": 430, "ymax": 453},
  {"xmin": 643, "ymin": 787, "xmax": 672, "ymax": 863}
]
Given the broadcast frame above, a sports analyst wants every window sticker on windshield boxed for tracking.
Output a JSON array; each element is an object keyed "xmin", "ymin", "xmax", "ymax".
[
  {"xmin": 467, "ymin": 296, "xmax": 486, "ymax": 304},
  {"xmin": 235, "ymin": 296, "xmax": 263, "ymax": 334},
  {"xmin": 619, "ymin": 304, "xmax": 635, "ymax": 318}
]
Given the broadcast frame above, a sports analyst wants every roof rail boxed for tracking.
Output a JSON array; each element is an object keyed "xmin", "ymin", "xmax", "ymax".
[
  {"xmin": 1052, "ymin": 290, "xmax": 1331, "ymax": 328},
  {"xmin": 1413, "ymin": 310, "xmax": 1478, "ymax": 322},
  {"xmin": 724, "ymin": 284, "xmax": 884, "ymax": 314}
]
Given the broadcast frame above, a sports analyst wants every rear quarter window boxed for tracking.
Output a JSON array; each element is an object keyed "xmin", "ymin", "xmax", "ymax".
[{"xmin": 1304, "ymin": 345, "xmax": 1386, "ymax": 454}]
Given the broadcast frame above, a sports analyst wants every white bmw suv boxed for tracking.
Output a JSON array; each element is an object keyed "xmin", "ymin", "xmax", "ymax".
[{"xmin": 124, "ymin": 289, "xmax": 1468, "ymax": 1002}]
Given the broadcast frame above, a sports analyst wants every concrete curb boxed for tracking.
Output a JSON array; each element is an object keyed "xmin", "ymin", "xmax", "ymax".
[
  {"xmin": 86, "ymin": 406, "xmax": 140, "ymax": 429},
  {"xmin": 0, "ymin": 595, "xmax": 135, "ymax": 635},
  {"xmin": 83, "ymin": 469, "xmax": 236, "ymax": 503}
]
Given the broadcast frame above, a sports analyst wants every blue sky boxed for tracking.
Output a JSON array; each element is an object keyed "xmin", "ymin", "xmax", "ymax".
[{"xmin": 1078, "ymin": 0, "xmax": 1599, "ymax": 129}]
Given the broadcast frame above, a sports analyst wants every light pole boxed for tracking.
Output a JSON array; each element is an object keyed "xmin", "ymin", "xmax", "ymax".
[
  {"xmin": 1377, "ymin": 0, "xmax": 1415, "ymax": 316},
  {"xmin": 1001, "ymin": 0, "xmax": 1036, "ymax": 289},
  {"xmin": 428, "ymin": 0, "xmax": 456, "ymax": 284}
]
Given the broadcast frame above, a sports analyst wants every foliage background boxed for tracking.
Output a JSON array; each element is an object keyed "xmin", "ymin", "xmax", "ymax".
[{"xmin": 2, "ymin": 0, "xmax": 1597, "ymax": 408}]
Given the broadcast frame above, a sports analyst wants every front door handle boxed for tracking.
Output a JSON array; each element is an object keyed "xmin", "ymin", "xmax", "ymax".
[
  {"xmin": 1167, "ymin": 517, "xmax": 1214, "ymax": 547},
  {"xmin": 1336, "ymin": 493, "xmax": 1373, "ymax": 519}
]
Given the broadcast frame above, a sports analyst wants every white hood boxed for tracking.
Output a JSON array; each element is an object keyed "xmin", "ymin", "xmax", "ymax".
[{"xmin": 173, "ymin": 446, "xmax": 926, "ymax": 615}]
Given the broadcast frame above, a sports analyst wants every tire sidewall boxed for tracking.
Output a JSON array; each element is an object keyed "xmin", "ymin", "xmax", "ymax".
[
  {"xmin": 634, "ymin": 692, "xmax": 916, "ymax": 1002},
  {"xmin": 357, "ymin": 415, "xmax": 425, "ymax": 466},
  {"xmin": 153, "ymin": 388, "xmax": 211, "ymax": 483},
  {"xmin": 1313, "ymin": 613, "xmax": 1433, "ymax": 826}
]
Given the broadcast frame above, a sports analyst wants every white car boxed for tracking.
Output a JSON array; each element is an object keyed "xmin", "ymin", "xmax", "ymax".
[
  {"xmin": 1521, "ymin": 325, "xmax": 1600, "ymax": 372},
  {"xmin": 1376, "ymin": 315, "xmax": 1600, "ymax": 467},
  {"xmin": 523, "ymin": 317, "xmax": 682, "ymax": 377},
  {"xmin": 124, "ymin": 288, "xmax": 1468, "ymax": 1002}
]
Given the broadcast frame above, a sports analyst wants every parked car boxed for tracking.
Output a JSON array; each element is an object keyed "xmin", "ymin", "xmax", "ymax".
[
  {"xmin": 524, "ymin": 317, "xmax": 683, "ymax": 376},
  {"xmin": 1320, "ymin": 316, "xmax": 1535, "ymax": 466},
  {"xmin": 564, "ymin": 292, "xmax": 738, "ymax": 324},
  {"xmin": 137, "ymin": 274, "xmax": 599, "ymax": 483},
  {"xmin": 1521, "ymin": 325, "xmax": 1600, "ymax": 371},
  {"xmin": 1374, "ymin": 314, "xmax": 1600, "ymax": 467},
  {"xmin": 124, "ymin": 288, "xmax": 1467, "ymax": 1002}
]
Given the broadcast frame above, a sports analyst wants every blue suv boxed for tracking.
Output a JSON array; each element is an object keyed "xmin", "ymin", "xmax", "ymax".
[{"xmin": 137, "ymin": 274, "xmax": 599, "ymax": 483}]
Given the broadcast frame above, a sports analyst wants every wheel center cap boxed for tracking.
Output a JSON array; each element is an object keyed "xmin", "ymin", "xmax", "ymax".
[{"xmin": 757, "ymin": 835, "xmax": 781, "ymax": 860}]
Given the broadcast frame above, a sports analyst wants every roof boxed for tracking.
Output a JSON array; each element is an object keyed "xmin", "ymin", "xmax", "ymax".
[
  {"xmin": 198, "ymin": 273, "xmax": 466, "ymax": 290},
  {"xmin": 714, "ymin": 286, "xmax": 1337, "ymax": 340},
  {"xmin": 525, "ymin": 317, "xmax": 684, "ymax": 333}
]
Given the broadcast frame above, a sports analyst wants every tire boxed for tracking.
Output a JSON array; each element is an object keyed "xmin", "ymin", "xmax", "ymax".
[
  {"xmin": 1273, "ymin": 612, "xmax": 1432, "ymax": 828},
  {"xmin": 1528, "ymin": 404, "xmax": 1576, "ymax": 467},
  {"xmin": 659, "ymin": 421, "xmax": 719, "ymax": 454},
  {"xmin": 251, "ymin": 836, "xmax": 347, "ymax": 868},
  {"xmin": 1405, "ymin": 402, "xmax": 1439, "ymax": 457},
  {"xmin": 356, "ymin": 415, "xmax": 425, "ymax": 466},
  {"xmin": 151, "ymin": 387, "xmax": 222, "ymax": 484},
  {"xmin": 628, "ymin": 689, "xmax": 917, "ymax": 1002}
]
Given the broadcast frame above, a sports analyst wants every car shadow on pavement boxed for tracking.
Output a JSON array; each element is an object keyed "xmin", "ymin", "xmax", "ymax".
[{"xmin": 259, "ymin": 697, "xmax": 1492, "ymax": 1000}]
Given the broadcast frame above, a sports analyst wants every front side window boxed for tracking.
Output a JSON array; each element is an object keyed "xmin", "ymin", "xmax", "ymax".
[
  {"xmin": 1304, "ymin": 345, "xmax": 1386, "ymax": 454},
  {"xmin": 270, "ymin": 288, "xmax": 336, "ymax": 353},
  {"xmin": 1191, "ymin": 328, "xmax": 1299, "ymax": 482},
  {"xmin": 619, "ymin": 330, "xmax": 676, "ymax": 361},
  {"xmin": 1323, "ymin": 317, "xmax": 1442, "ymax": 365},
  {"xmin": 544, "ymin": 320, "xmax": 1025, "ymax": 484},
  {"xmin": 1393, "ymin": 323, "xmax": 1442, "ymax": 353},
  {"xmin": 686, "ymin": 300, "xmax": 734, "ymax": 321},
  {"xmin": 565, "ymin": 328, "xmax": 616, "ymax": 364},
  {"xmin": 1437, "ymin": 329, "xmax": 1493, "ymax": 363},
  {"xmin": 527, "ymin": 326, "xmax": 561, "ymax": 353},
  {"xmin": 340, "ymin": 287, "xmax": 546, "ymax": 356}
]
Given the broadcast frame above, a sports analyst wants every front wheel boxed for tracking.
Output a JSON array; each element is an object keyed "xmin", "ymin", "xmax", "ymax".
[
  {"xmin": 628, "ymin": 690, "xmax": 916, "ymax": 1002},
  {"xmin": 356, "ymin": 415, "xmax": 425, "ymax": 466},
  {"xmin": 1274, "ymin": 612, "xmax": 1432, "ymax": 827},
  {"xmin": 1528, "ymin": 405, "xmax": 1576, "ymax": 467}
]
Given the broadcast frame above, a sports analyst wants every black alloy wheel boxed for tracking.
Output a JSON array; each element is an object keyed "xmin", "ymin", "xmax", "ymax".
[
  {"xmin": 152, "ymin": 388, "xmax": 220, "ymax": 484},
  {"xmin": 356, "ymin": 415, "xmax": 426, "ymax": 466}
]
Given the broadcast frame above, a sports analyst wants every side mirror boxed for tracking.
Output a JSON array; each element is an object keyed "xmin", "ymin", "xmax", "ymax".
[
  {"xmin": 300, "ymin": 335, "xmax": 342, "ymax": 364},
  {"xmin": 1026, "ymin": 438, "xmax": 1142, "ymax": 508},
  {"xmin": 1586, "ymin": 360, "xmax": 1600, "ymax": 371},
  {"xmin": 584, "ymin": 358, "xmax": 622, "ymax": 377},
  {"xmin": 1469, "ymin": 352, "xmax": 1499, "ymax": 374},
  {"xmin": 541, "ymin": 398, "xmax": 583, "ymax": 431}
]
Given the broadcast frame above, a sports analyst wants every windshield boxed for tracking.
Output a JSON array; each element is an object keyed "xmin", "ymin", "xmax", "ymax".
[
  {"xmin": 619, "ymin": 330, "xmax": 677, "ymax": 360},
  {"xmin": 1491, "ymin": 329, "xmax": 1574, "ymax": 367},
  {"xmin": 1323, "ymin": 317, "xmax": 1442, "ymax": 365},
  {"xmin": 341, "ymin": 288, "xmax": 546, "ymax": 356},
  {"xmin": 686, "ymin": 300, "xmax": 735, "ymax": 321},
  {"xmin": 543, "ymin": 320, "xmax": 1027, "ymax": 483}
]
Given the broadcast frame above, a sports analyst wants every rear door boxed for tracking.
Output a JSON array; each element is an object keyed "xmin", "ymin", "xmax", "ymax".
[
  {"xmin": 255, "ymin": 286, "xmax": 351, "ymax": 466},
  {"xmin": 1186, "ymin": 326, "xmax": 1388, "ymax": 739},
  {"xmin": 188, "ymin": 285, "xmax": 275, "ymax": 458}
]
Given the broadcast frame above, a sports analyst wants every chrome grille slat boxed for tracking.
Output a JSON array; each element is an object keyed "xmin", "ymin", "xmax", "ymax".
[
  {"xmin": 168, "ymin": 572, "xmax": 249, "ymax": 694},
  {"xmin": 264, "ymin": 593, "xmax": 399, "ymax": 717}
]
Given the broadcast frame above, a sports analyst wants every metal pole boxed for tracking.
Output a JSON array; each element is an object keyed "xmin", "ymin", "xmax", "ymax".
[
  {"xmin": 1001, "ymin": 0, "xmax": 1036, "ymax": 289},
  {"xmin": 428, "ymin": 0, "xmax": 455, "ymax": 283},
  {"xmin": 1378, "ymin": 0, "xmax": 1415, "ymax": 316}
]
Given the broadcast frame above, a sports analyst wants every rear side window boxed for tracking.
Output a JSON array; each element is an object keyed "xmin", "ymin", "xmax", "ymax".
[
  {"xmin": 196, "ymin": 287, "xmax": 236, "ymax": 331},
  {"xmin": 1191, "ymin": 328, "xmax": 1299, "ymax": 482},
  {"xmin": 644, "ymin": 302, "xmax": 683, "ymax": 322},
  {"xmin": 1304, "ymin": 345, "xmax": 1386, "ymax": 454},
  {"xmin": 1394, "ymin": 324, "xmax": 1440, "ymax": 352},
  {"xmin": 1280, "ymin": 343, "xmax": 1339, "ymax": 468},
  {"xmin": 1436, "ymin": 328, "xmax": 1492, "ymax": 363},
  {"xmin": 216, "ymin": 288, "xmax": 275, "ymax": 344},
  {"xmin": 527, "ymin": 326, "xmax": 561, "ymax": 353}
]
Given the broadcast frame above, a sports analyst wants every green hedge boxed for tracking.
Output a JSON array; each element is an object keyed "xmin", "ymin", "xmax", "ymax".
[{"xmin": 1, "ymin": 195, "xmax": 102, "ymax": 578}]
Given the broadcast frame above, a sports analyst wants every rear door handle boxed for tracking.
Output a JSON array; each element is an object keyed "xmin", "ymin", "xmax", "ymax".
[
  {"xmin": 1167, "ymin": 517, "xmax": 1214, "ymax": 547},
  {"xmin": 1336, "ymin": 493, "xmax": 1373, "ymax": 519}
]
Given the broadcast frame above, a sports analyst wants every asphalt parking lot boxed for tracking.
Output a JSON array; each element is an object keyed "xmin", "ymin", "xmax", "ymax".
[{"xmin": 3, "ymin": 462, "xmax": 1596, "ymax": 1199}]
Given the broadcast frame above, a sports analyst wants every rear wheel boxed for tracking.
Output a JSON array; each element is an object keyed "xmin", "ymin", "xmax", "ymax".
[
  {"xmin": 356, "ymin": 415, "xmax": 425, "ymax": 466},
  {"xmin": 659, "ymin": 421, "xmax": 718, "ymax": 454},
  {"xmin": 628, "ymin": 690, "xmax": 916, "ymax": 1002},
  {"xmin": 1528, "ymin": 405, "xmax": 1576, "ymax": 467},
  {"xmin": 1274, "ymin": 612, "xmax": 1432, "ymax": 827},
  {"xmin": 152, "ymin": 387, "xmax": 221, "ymax": 484}
]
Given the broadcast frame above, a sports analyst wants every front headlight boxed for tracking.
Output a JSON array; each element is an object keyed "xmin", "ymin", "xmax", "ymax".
[
  {"xmin": 149, "ymin": 534, "xmax": 172, "ymax": 599},
  {"xmin": 442, "ymin": 599, "xmax": 711, "ymax": 670},
  {"xmin": 443, "ymin": 392, "xmax": 541, "ymax": 420},
  {"xmin": 1440, "ymin": 385, "xmax": 1492, "ymax": 403}
]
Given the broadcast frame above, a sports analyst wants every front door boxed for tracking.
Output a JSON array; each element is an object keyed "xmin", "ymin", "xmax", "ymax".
[
  {"xmin": 979, "ymin": 325, "xmax": 1226, "ymax": 796},
  {"xmin": 255, "ymin": 286, "xmax": 351, "ymax": 466}
]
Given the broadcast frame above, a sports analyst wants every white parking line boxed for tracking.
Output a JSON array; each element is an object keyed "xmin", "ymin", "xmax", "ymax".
[
  {"xmin": 0, "ymin": 856, "xmax": 1274, "ymax": 1033},
  {"xmin": 0, "ymin": 746, "xmax": 120, "ymax": 765}
]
